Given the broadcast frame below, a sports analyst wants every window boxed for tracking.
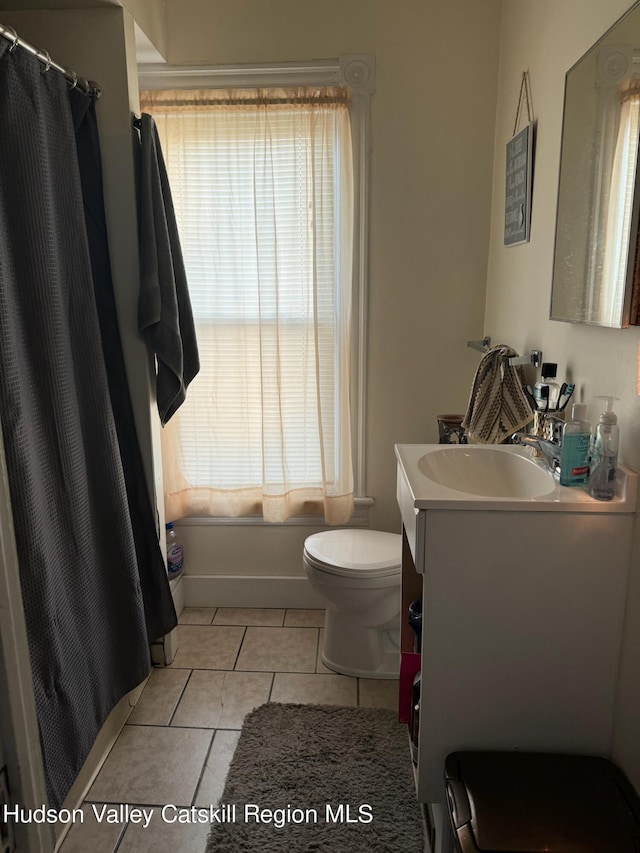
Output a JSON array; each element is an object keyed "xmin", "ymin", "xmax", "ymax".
[
  {"xmin": 584, "ymin": 62, "xmax": 640, "ymax": 327},
  {"xmin": 600, "ymin": 84, "xmax": 640, "ymax": 324},
  {"xmin": 139, "ymin": 60, "xmax": 372, "ymax": 524}
]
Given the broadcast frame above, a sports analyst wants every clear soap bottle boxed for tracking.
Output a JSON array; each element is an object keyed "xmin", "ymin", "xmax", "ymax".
[{"xmin": 589, "ymin": 397, "xmax": 619, "ymax": 501}]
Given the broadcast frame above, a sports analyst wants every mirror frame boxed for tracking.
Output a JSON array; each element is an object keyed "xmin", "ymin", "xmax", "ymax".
[{"xmin": 550, "ymin": 0, "xmax": 640, "ymax": 328}]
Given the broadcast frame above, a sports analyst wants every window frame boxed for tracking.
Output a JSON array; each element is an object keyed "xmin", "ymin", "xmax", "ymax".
[{"xmin": 138, "ymin": 55, "xmax": 374, "ymax": 522}]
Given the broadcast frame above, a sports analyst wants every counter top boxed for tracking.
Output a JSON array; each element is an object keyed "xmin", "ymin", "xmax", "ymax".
[{"xmin": 395, "ymin": 443, "xmax": 637, "ymax": 513}]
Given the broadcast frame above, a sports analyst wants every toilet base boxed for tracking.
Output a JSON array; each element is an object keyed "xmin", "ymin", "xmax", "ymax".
[{"xmin": 321, "ymin": 610, "xmax": 400, "ymax": 679}]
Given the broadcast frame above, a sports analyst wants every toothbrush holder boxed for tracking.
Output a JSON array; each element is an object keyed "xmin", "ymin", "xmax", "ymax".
[
  {"xmin": 436, "ymin": 413, "xmax": 468, "ymax": 445},
  {"xmin": 531, "ymin": 411, "xmax": 565, "ymax": 448}
]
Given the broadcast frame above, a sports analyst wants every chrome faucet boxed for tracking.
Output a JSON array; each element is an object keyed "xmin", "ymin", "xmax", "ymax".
[
  {"xmin": 512, "ymin": 433, "xmax": 561, "ymax": 471},
  {"xmin": 511, "ymin": 414, "xmax": 564, "ymax": 473}
]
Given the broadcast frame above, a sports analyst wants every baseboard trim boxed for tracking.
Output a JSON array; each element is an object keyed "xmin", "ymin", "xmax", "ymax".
[{"xmin": 183, "ymin": 574, "xmax": 325, "ymax": 609}]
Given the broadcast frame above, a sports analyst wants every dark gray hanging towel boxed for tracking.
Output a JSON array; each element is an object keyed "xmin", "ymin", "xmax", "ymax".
[
  {"xmin": 69, "ymin": 90, "xmax": 177, "ymax": 644},
  {"xmin": 0, "ymin": 42, "xmax": 151, "ymax": 808},
  {"xmin": 137, "ymin": 112, "xmax": 200, "ymax": 425}
]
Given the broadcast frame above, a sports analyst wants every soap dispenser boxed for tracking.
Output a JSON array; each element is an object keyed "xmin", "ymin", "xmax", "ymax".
[
  {"xmin": 589, "ymin": 397, "xmax": 619, "ymax": 501},
  {"xmin": 559, "ymin": 403, "xmax": 591, "ymax": 486}
]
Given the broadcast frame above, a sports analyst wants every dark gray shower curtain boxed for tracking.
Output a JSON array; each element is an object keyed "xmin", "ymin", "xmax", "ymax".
[
  {"xmin": 0, "ymin": 42, "xmax": 168, "ymax": 808},
  {"xmin": 69, "ymin": 90, "xmax": 177, "ymax": 646}
]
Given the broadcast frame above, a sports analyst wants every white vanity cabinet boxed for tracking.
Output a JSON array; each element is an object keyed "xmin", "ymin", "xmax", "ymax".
[{"xmin": 395, "ymin": 444, "xmax": 638, "ymax": 806}]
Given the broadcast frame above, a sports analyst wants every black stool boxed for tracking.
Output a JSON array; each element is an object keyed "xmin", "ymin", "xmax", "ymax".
[{"xmin": 445, "ymin": 751, "xmax": 640, "ymax": 852}]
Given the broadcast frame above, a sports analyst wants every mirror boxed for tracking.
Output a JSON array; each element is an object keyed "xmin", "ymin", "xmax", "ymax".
[{"xmin": 551, "ymin": 1, "xmax": 640, "ymax": 327}]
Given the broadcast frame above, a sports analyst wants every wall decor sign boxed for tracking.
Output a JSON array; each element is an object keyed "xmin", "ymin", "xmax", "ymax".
[
  {"xmin": 504, "ymin": 121, "xmax": 533, "ymax": 245},
  {"xmin": 505, "ymin": 71, "xmax": 535, "ymax": 246}
]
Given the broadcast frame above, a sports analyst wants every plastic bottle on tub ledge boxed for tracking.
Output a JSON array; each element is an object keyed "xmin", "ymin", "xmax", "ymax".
[{"xmin": 165, "ymin": 522, "xmax": 184, "ymax": 579}]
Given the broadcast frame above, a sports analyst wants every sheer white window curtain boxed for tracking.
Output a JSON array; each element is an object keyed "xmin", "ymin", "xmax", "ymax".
[
  {"xmin": 140, "ymin": 87, "xmax": 355, "ymax": 524},
  {"xmin": 599, "ymin": 84, "xmax": 640, "ymax": 325}
]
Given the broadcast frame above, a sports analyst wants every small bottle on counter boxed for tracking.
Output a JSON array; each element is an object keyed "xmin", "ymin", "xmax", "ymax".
[
  {"xmin": 560, "ymin": 403, "xmax": 591, "ymax": 486},
  {"xmin": 589, "ymin": 397, "xmax": 619, "ymax": 501},
  {"xmin": 165, "ymin": 522, "xmax": 184, "ymax": 579},
  {"xmin": 534, "ymin": 363, "xmax": 560, "ymax": 411}
]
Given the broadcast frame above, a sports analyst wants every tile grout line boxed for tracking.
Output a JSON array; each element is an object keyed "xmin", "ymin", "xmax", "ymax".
[
  {"xmin": 190, "ymin": 728, "xmax": 217, "ymax": 808},
  {"xmin": 167, "ymin": 668, "xmax": 194, "ymax": 727},
  {"xmin": 110, "ymin": 819, "xmax": 129, "ymax": 853},
  {"xmin": 67, "ymin": 612, "xmax": 398, "ymax": 851},
  {"xmin": 315, "ymin": 626, "xmax": 321, "ymax": 673},
  {"xmin": 266, "ymin": 671, "xmax": 276, "ymax": 703},
  {"xmin": 231, "ymin": 626, "xmax": 248, "ymax": 671}
]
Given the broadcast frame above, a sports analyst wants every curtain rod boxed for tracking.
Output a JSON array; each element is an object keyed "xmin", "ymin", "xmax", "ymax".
[{"xmin": 0, "ymin": 22, "xmax": 100, "ymax": 97}]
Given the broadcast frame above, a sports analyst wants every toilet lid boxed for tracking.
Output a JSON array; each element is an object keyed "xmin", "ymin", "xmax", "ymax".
[{"xmin": 304, "ymin": 529, "xmax": 401, "ymax": 578}]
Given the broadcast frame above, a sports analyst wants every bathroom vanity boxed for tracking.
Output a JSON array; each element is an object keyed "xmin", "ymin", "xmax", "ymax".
[{"xmin": 395, "ymin": 444, "xmax": 638, "ymax": 845}]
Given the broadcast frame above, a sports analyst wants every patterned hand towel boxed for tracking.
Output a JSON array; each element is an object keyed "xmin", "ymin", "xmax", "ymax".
[{"xmin": 463, "ymin": 344, "xmax": 534, "ymax": 443}]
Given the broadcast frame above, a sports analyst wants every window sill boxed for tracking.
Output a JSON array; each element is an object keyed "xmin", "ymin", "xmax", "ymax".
[{"xmin": 176, "ymin": 496, "xmax": 374, "ymax": 528}]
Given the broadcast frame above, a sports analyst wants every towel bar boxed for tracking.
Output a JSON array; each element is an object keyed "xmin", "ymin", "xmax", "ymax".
[{"xmin": 466, "ymin": 336, "xmax": 541, "ymax": 368}]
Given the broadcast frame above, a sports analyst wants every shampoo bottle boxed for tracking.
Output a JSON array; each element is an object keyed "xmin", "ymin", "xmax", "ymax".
[
  {"xmin": 560, "ymin": 403, "xmax": 591, "ymax": 486},
  {"xmin": 589, "ymin": 397, "xmax": 619, "ymax": 501}
]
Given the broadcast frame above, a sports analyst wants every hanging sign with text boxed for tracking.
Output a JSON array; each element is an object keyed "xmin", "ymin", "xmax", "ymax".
[{"xmin": 504, "ymin": 122, "xmax": 533, "ymax": 246}]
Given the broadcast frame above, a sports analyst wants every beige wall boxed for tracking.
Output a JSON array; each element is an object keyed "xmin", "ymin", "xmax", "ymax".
[
  {"xmin": 5, "ymin": 0, "xmax": 640, "ymax": 796},
  {"xmin": 160, "ymin": 0, "xmax": 502, "ymax": 547},
  {"xmin": 486, "ymin": 0, "xmax": 640, "ymax": 788},
  {"xmin": 150, "ymin": 0, "xmax": 503, "ymax": 580},
  {"xmin": 124, "ymin": 0, "xmax": 166, "ymax": 58}
]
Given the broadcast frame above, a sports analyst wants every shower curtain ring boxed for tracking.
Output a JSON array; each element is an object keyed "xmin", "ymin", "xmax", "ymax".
[
  {"xmin": 64, "ymin": 68, "xmax": 78, "ymax": 90},
  {"xmin": 38, "ymin": 49, "xmax": 52, "ymax": 73},
  {"xmin": 4, "ymin": 27, "xmax": 19, "ymax": 53}
]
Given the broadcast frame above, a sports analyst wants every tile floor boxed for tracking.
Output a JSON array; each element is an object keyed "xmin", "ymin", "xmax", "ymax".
[{"xmin": 57, "ymin": 607, "xmax": 399, "ymax": 853}]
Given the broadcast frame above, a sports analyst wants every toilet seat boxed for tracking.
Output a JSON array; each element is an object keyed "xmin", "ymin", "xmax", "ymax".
[{"xmin": 303, "ymin": 529, "xmax": 401, "ymax": 579}]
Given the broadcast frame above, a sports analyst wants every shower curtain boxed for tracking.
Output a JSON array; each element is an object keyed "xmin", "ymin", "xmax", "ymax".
[
  {"xmin": 69, "ymin": 90, "xmax": 177, "ymax": 645},
  {"xmin": 0, "ymin": 41, "xmax": 173, "ymax": 808}
]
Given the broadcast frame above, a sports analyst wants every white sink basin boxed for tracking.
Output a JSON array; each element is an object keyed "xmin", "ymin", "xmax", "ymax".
[
  {"xmin": 417, "ymin": 447, "xmax": 554, "ymax": 498},
  {"xmin": 395, "ymin": 443, "xmax": 637, "ymax": 512}
]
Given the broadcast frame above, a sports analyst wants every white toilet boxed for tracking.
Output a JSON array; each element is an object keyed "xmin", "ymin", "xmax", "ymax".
[{"xmin": 303, "ymin": 528, "xmax": 402, "ymax": 679}]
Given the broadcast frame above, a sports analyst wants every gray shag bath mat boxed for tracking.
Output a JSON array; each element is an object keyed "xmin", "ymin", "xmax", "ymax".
[{"xmin": 205, "ymin": 702, "xmax": 424, "ymax": 852}]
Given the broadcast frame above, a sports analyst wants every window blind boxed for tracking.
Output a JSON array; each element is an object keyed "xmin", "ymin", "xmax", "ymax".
[{"xmin": 143, "ymin": 87, "xmax": 355, "ymax": 523}]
